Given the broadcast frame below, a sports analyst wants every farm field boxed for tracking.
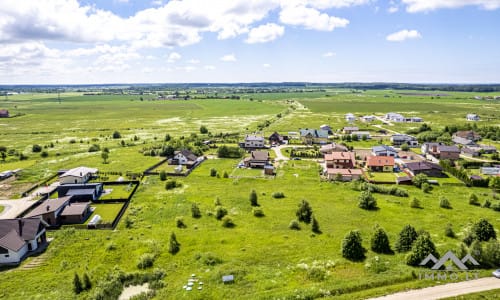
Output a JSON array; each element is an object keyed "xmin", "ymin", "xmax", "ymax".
[{"xmin": 0, "ymin": 89, "xmax": 499, "ymax": 299}]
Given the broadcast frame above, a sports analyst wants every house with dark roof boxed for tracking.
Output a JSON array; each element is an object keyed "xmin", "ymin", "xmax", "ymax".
[
  {"xmin": 59, "ymin": 166, "xmax": 98, "ymax": 185},
  {"xmin": 390, "ymin": 134, "xmax": 418, "ymax": 147},
  {"xmin": 372, "ymin": 145, "xmax": 398, "ymax": 157},
  {"xmin": 25, "ymin": 196, "xmax": 92, "ymax": 226},
  {"xmin": 173, "ymin": 149, "xmax": 199, "ymax": 166},
  {"xmin": 438, "ymin": 145, "xmax": 461, "ymax": 160},
  {"xmin": 405, "ymin": 161, "xmax": 444, "ymax": 177},
  {"xmin": 57, "ymin": 183, "xmax": 103, "ymax": 202},
  {"xmin": 366, "ymin": 156, "xmax": 395, "ymax": 172},
  {"xmin": 268, "ymin": 132, "xmax": 284, "ymax": 145},
  {"xmin": 0, "ymin": 218, "xmax": 46, "ymax": 265},
  {"xmin": 244, "ymin": 151, "xmax": 270, "ymax": 168},
  {"xmin": 299, "ymin": 129, "xmax": 328, "ymax": 145},
  {"xmin": 0, "ymin": 109, "xmax": 9, "ymax": 118}
]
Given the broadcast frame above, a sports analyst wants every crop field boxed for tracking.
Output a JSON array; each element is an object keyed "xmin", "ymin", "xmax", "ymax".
[{"xmin": 0, "ymin": 90, "xmax": 499, "ymax": 299}]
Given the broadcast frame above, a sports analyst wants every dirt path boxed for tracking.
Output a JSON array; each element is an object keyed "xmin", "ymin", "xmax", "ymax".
[
  {"xmin": 119, "ymin": 283, "xmax": 149, "ymax": 300},
  {"xmin": 369, "ymin": 277, "xmax": 500, "ymax": 300},
  {"xmin": 272, "ymin": 145, "xmax": 289, "ymax": 161}
]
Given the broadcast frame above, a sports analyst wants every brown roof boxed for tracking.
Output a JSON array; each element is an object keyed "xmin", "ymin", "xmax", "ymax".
[
  {"xmin": 325, "ymin": 152, "xmax": 355, "ymax": 162},
  {"xmin": 406, "ymin": 161, "xmax": 442, "ymax": 171},
  {"xmin": 438, "ymin": 145, "xmax": 460, "ymax": 153},
  {"xmin": 0, "ymin": 229, "xmax": 26, "ymax": 251},
  {"xmin": 326, "ymin": 168, "xmax": 363, "ymax": 175},
  {"xmin": 249, "ymin": 151, "xmax": 269, "ymax": 161},
  {"xmin": 24, "ymin": 196, "xmax": 72, "ymax": 218},
  {"xmin": 367, "ymin": 156, "xmax": 395, "ymax": 167},
  {"xmin": 0, "ymin": 218, "xmax": 44, "ymax": 241},
  {"xmin": 60, "ymin": 202, "xmax": 90, "ymax": 216}
]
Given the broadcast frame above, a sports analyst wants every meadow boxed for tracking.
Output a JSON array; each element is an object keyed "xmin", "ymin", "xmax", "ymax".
[{"xmin": 0, "ymin": 89, "xmax": 499, "ymax": 299}]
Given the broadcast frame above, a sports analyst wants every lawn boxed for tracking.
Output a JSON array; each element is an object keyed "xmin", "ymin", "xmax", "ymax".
[
  {"xmin": 230, "ymin": 167, "xmax": 265, "ymax": 178},
  {"xmin": 84, "ymin": 203, "xmax": 124, "ymax": 224},
  {"xmin": 99, "ymin": 183, "xmax": 136, "ymax": 200},
  {"xmin": 367, "ymin": 172, "xmax": 397, "ymax": 183}
]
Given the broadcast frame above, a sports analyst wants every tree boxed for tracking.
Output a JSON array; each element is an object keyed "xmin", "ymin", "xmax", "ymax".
[
  {"xmin": 311, "ymin": 215, "xmax": 321, "ymax": 234},
  {"xmin": 168, "ymin": 232, "xmax": 180, "ymax": 254},
  {"xmin": 412, "ymin": 173, "xmax": 428, "ymax": 188},
  {"xmin": 371, "ymin": 225, "xmax": 392, "ymax": 254},
  {"xmin": 82, "ymin": 273, "xmax": 92, "ymax": 290},
  {"xmin": 358, "ymin": 191, "xmax": 377, "ymax": 210},
  {"xmin": 489, "ymin": 177, "xmax": 500, "ymax": 190},
  {"xmin": 101, "ymin": 152, "xmax": 109, "ymax": 164},
  {"xmin": 32, "ymin": 144, "xmax": 42, "ymax": 153},
  {"xmin": 341, "ymin": 230, "xmax": 366, "ymax": 261},
  {"xmin": 395, "ymin": 224, "xmax": 418, "ymax": 253},
  {"xmin": 191, "ymin": 203, "xmax": 201, "ymax": 218},
  {"xmin": 296, "ymin": 200, "xmax": 313, "ymax": 224},
  {"xmin": 249, "ymin": 190, "xmax": 259, "ymax": 206},
  {"xmin": 200, "ymin": 125, "xmax": 208, "ymax": 134},
  {"xmin": 215, "ymin": 206, "xmax": 227, "ymax": 220},
  {"xmin": 73, "ymin": 273, "xmax": 83, "ymax": 294},
  {"xmin": 439, "ymin": 196, "xmax": 452, "ymax": 209},
  {"xmin": 472, "ymin": 218, "xmax": 497, "ymax": 242},
  {"xmin": 112, "ymin": 131, "xmax": 121, "ymax": 139},
  {"xmin": 445, "ymin": 223, "xmax": 455, "ymax": 238},
  {"xmin": 406, "ymin": 232, "xmax": 439, "ymax": 266},
  {"xmin": 400, "ymin": 143, "xmax": 410, "ymax": 151},
  {"xmin": 410, "ymin": 197, "xmax": 421, "ymax": 208},
  {"xmin": 165, "ymin": 133, "xmax": 171, "ymax": 141},
  {"xmin": 159, "ymin": 170, "xmax": 167, "ymax": 181},
  {"xmin": 469, "ymin": 193, "xmax": 480, "ymax": 206},
  {"xmin": 421, "ymin": 182, "xmax": 431, "ymax": 193}
]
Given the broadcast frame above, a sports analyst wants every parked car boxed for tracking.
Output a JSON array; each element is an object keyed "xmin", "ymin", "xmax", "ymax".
[
  {"xmin": 493, "ymin": 269, "xmax": 500, "ymax": 278},
  {"xmin": 292, "ymin": 157, "xmax": 301, "ymax": 160}
]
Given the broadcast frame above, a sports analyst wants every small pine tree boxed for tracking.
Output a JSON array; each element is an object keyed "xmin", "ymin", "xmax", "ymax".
[
  {"xmin": 439, "ymin": 196, "xmax": 452, "ymax": 209},
  {"xmin": 341, "ymin": 230, "xmax": 366, "ymax": 261},
  {"xmin": 406, "ymin": 232, "xmax": 439, "ymax": 266},
  {"xmin": 159, "ymin": 170, "xmax": 167, "ymax": 181},
  {"xmin": 73, "ymin": 273, "xmax": 83, "ymax": 294},
  {"xmin": 82, "ymin": 273, "xmax": 92, "ymax": 290},
  {"xmin": 223, "ymin": 171, "xmax": 229, "ymax": 178},
  {"xmin": 410, "ymin": 197, "xmax": 421, "ymax": 208},
  {"xmin": 215, "ymin": 206, "xmax": 228, "ymax": 220},
  {"xmin": 472, "ymin": 218, "xmax": 497, "ymax": 242},
  {"xmin": 395, "ymin": 224, "xmax": 418, "ymax": 253},
  {"xmin": 249, "ymin": 190, "xmax": 259, "ymax": 206},
  {"xmin": 445, "ymin": 223, "xmax": 455, "ymax": 238},
  {"xmin": 191, "ymin": 203, "xmax": 201, "ymax": 218},
  {"xmin": 483, "ymin": 199, "xmax": 491, "ymax": 208},
  {"xmin": 168, "ymin": 232, "xmax": 180, "ymax": 254},
  {"xmin": 175, "ymin": 216, "xmax": 186, "ymax": 228},
  {"xmin": 296, "ymin": 199, "xmax": 313, "ymax": 224},
  {"xmin": 371, "ymin": 225, "xmax": 392, "ymax": 254},
  {"xmin": 311, "ymin": 215, "xmax": 321, "ymax": 234},
  {"xmin": 214, "ymin": 197, "xmax": 222, "ymax": 206},
  {"xmin": 221, "ymin": 216, "xmax": 235, "ymax": 228},
  {"xmin": 210, "ymin": 168, "xmax": 217, "ymax": 177},
  {"xmin": 469, "ymin": 193, "xmax": 480, "ymax": 206}
]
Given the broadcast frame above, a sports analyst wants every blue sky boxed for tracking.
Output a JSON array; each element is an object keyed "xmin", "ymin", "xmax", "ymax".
[{"xmin": 0, "ymin": 0, "xmax": 499, "ymax": 84}]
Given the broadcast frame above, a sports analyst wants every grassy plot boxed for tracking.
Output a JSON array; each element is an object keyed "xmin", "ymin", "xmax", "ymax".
[{"xmin": 85, "ymin": 203, "xmax": 124, "ymax": 224}]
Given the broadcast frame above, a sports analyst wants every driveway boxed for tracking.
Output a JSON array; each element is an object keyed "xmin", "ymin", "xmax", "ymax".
[
  {"xmin": 272, "ymin": 145, "xmax": 290, "ymax": 161},
  {"xmin": 369, "ymin": 277, "xmax": 500, "ymax": 300}
]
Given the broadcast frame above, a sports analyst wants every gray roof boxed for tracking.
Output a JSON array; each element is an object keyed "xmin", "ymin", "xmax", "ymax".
[
  {"xmin": 245, "ymin": 135, "xmax": 264, "ymax": 141},
  {"xmin": 60, "ymin": 203, "xmax": 90, "ymax": 216},
  {"xmin": 176, "ymin": 149, "xmax": 198, "ymax": 161},
  {"xmin": 25, "ymin": 196, "xmax": 72, "ymax": 217},
  {"xmin": 452, "ymin": 136, "xmax": 475, "ymax": 146},
  {"xmin": 0, "ymin": 230, "xmax": 25, "ymax": 251},
  {"xmin": 60, "ymin": 166, "xmax": 97, "ymax": 178},
  {"xmin": 438, "ymin": 145, "xmax": 460, "ymax": 153},
  {"xmin": 0, "ymin": 218, "xmax": 44, "ymax": 241},
  {"xmin": 299, "ymin": 129, "xmax": 328, "ymax": 138},
  {"xmin": 372, "ymin": 145, "xmax": 397, "ymax": 153},
  {"xmin": 66, "ymin": 189, "xmax": 96, "ymax": 196},
  {"xmin": 391, "ymin": 134, "xmax": 416, "ymax": 141},
  {"xmin": 406, "ymin": 161, "xmax": 442, "ymax": 172}
]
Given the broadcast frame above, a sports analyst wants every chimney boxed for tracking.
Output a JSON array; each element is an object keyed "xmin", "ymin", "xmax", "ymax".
[
  {"xmin": 18, "ymin": 219, "xmax": 23, "ymax": 237},
  {"xmin": 46, "ymin": 205, "xmax": 50, "ymax": 211}
]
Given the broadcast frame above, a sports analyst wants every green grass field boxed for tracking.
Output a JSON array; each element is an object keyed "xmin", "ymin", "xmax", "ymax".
[{"xmin": 0, "ymin": 90, "xmax": 499, "ymax": 299}]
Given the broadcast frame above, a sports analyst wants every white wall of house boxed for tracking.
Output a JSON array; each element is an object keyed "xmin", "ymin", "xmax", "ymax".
[
  {"xmin": 174, "ymin": 153, "xmax": 188, "ymax": 164},
  {"xmin": 245, "ymin": 140, "xmax": 264, "ymax": 148},
  {"xmin": 0, "ymin": 244, "xmax": 28, "ymax": 264},
  {"xmin": 60, "ymin": 174, "xmax": 90, "ymax": 185}
]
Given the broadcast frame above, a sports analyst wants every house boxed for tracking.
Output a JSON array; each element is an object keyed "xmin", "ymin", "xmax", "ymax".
[
  {"xmin": 242, "ymin": 134, "xmax": 265, "ymax": 149},
  {"xmin": 342, "ymin": 126, "xmax": 359, "ymax": 134},
  {"xmin": 0, "ymin": 109, "xmax": 9, "ymax": 118},
  {"xmin": 345, "ymin": 113, "xmax": 356, "ymax": 122},
  {"xmin": 385, "ymin": 112, "xmax": 405, "ymax": 122},
  {"xmin": 299, "ymin": 129, "xmax": 329, "ymax": 145},
  {"xmin": 0, "ymin": 218, "xmax": 47, "ymax": 265},
  {"xmin": 59, "ymin": 202, "xmax": 92, "ymax": 224},
  {"xmin": 453, "ymin": 131, "xmax": 481, "ymax": 142},
  {"xmin": 320, "ymin": 124, "xmax": 332, "ymax": 134},
  {"xmin": 59, "ymin": 166, "xmax": 98, "ymax": 185},
  {"xmin": 268, "ymin": 132, "xmax": 284, "ymax": 145},
  {"xmin": 361, "ymin": 115, "xmax": 375, "ymax": 122},
  {"xmin": 407, "ymin": 117, "xmax": 423, "ymax": 122},
  {"xmin": 452, "ymin": 136, "xmax": 475, "ymax": 147},
  {"xmin": 466, "ymin": 114, "xmax": 480, "ymax": 121},
  {"xmin": 397, "ymin": 151, "xmax": 425, "ymax": 161},
  {"xmin": 264, "ymin": 165, "xmax": 275, "ymax": 175},
  {"xmin": 320, "ymin": 143, "xmax": 348, "ymax": 154},
  {"xmin": 24, "ymin": 196, "xmax": 72, "ymax": 226},
  {"xmin": 325, "ymin": 168, "xmax": 363, "ymax": 181},
  {"xmin": 243, "ymin": 151, "xmax": 270, "ymax": 168},
  {"xmin": 372, "ymin": 145, "xmax": 398, "ymax": 157},
  {"xmin": 351, "ymin": 131, "xmax": 371, "ymax": 140},
  {"xmin": 437, "ymin": 145, "xmax": 461, "ymax": 160},
  {"xmin": 481, "ymin": 167, "xmax": 500, "ymax": 175},
  {"xmin": 173, "ymin": 149, "xmax": 199, "ymax": 166},
  {"xmin": 479, "ymin": 145, "xmax": 497, "ymax": 154},
  {"xmin": 421, "ymin": 142, "xmax": 444, "ymax": 155},
  {"xmin": 405, "ymin": 161, "xmax": 444, "ymax": 177},
  {"xmin": 57, "ymin": 183, "xmax": 103, "ymax": 202},
  {"xmin": 366, "ymin": 156, "xmax": 395, "ymax": 172},
  {"xmin": 390, "ymin": 134, "xmax": 418, "ymax": 147},
  {"xmin": 325, "ymin": 152, "xmax": 356, "ymax": 169},
  {"xmin": 461, "ymin": 146, "xmax": 480, "ymax": 157}
]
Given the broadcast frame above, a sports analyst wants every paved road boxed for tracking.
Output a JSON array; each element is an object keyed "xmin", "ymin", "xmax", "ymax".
[
  {"xmin": 272, "ymin": 145, "xmax": 290, "ymax": 161},
  {"xmin": 369, "ymin": 277, "xmax": 500, "ymax": 300}
]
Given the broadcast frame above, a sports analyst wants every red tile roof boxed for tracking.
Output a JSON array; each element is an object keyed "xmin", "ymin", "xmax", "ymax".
[{"xmin": 367, "ymin": 156, "xmax": 395, "ymax": 167}]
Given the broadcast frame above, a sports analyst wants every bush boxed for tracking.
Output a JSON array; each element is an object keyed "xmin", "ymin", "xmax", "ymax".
[
  {"xmin": 168, "ymin": 232, "xmax": 180, "ymax": 254},
  {"xmin": 191, "ymin": 203, "xmax": 201, "ymax": 218},
  {"xmin": 421, "ymin": 182, "xmax": 431, "ymax": 193},
  {"xmin": 200, "ymin": 125, "xmax": 208, "ymax": 134},
  {"xmin": 221, "ymin": 216, "xmax": 235, "ymax": 228},
  {"xmin": 165, "ymin": 180, "xmax": 182, "ymax": 190},
  {"xmin": 341, "ymin": 230, "xmax": 366, "ymax": 261},
  {"xmin": 83, "ymin": 273, "xmax": 92, "ymax": 290},
  {"xmin": 137, "ymin": 253, "xmax": 155, "ymax": 269},
  {"xmin": 306, "ymin": 266, "xmax": 327, "ymax": 281},
  {"xmin": 358, "ymin": 191, "xmax": 377, "ymax": 210},
  {"xmin": 289, "ymin": 220, "xmax": 301, "ymax": 230},
  {"xmin": 491, "ymin": 203, "xmax": 500, "ymax": 211},
  {"xmin": 175, "ymin": 217, "xmax": 186, "ymax": 228},
  {"xmin": 472, "ymin": 218, "xmax": 497, "ymax": 242},
  {"xmin": 223, "ymin": 171, "xmax": 229, "ymax": 178},
  {"xmin": 249, "ymin": 190, "xmax": 259, "ymax": 206},
  {"xmin": 252, "ymin": 208, "xmax": 265, "ymax": 217},
  {"xmin": 412, "ymin": 173, "xmax": 428, "ymax": 188},
  {"xmin": 445, "ymin": 224, "xmax": 455, "ymax": 238},
  {"xmin": 196, "ymin": 252, "xmax": 223, "ymax": 266},
  {"xmin": 159, "ymin": 171, "xmax": 167, "ymax": 181},
  {"xmin": 296, "ymin": 199, "xmax": 313, "ymax": 224},
  {"xmin": 210, "ymin": 168, "xmax": 217, "ymax": 177},
  {"xmin": 272, "ymin": 192, "xmax": 285, "ymax": 199},
  {"xmin": 73, "ymin": 273, "xmax": 83, "ymax": 294},
  {"xmin": 371, "ymin": 226, "xmax": 392, "ymax": 254},
  {"xmin": 112, "ymin": 131, "xmax": 121, "ymax": 139},
  {"xmin": 365, "ymin": 256, "xmax": 389, "ymax": 274},
  {"xmin": 395, "ymin": 224, "xmax": 418, "ymax": 253},
  {"xmin": 410, "ymin": 197, "xmax": 421, "ymax": 208},
  {"xmin": 469, "ymin": 193, "xmax": 480, "ymax": 206},
  {"xmin": 311, "ymin": 215, "xmax": 321, "ymax": 234},
  {"xmin": 439, "ymin": 196, "xmax": 452, "ymax": 209},
  {"xmin": 32, "ymin": 144, "xmax": 42, "ymax": 153},
  {"xmin": 483, "ymin": 198, "xmax": 491, "ymax": 208},
  {"xmin": 40, "ymin": 151, "xmax": 49, "ymax": 158},
  {"xmin": 89, "ymin": 144, "xmax": 100, "ymax": 152},
  {"xmin": 215, "ymin": 206, "xmax": 227, "ymax": 220}
]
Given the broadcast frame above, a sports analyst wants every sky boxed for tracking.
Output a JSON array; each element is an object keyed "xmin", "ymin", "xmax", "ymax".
[{"xmin": 1, "ymin": 0, "xmax": 500, "ymax": 84}]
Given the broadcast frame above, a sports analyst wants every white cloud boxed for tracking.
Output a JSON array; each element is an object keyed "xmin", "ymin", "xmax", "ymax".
[
  {"xmin": 388, "ymin": 6, "xmax": 398, "ymax": 13},
  {"xmin": 323, "ymin": 51, "xmax": 336, "ymax": 57},
  {"xmin": 151, "ymin": 0, "xmax": 163, "ymax": 5},
  {"xmin": 220, "ymin": 54, "xmax": 237, "ymax": 62},
  {"xmin": 167, "ymin": 52, "xmax": 181, "ymax": 63},
  {"xmin": 245, "ymin": 23, "xmax": 284, "ymax": 44},
  {"xmin": 279, "ymin": 3, "xmax": 349, "ymax": 31},
  {"xmin": 204, "ymin": 65, "xmax": 216, "ymax": 70},
  {"xmin": 402, "ymin": 0, "xmax": 500, "ymax": 12},
  {"xmin": 187, "ymin": 59, "xmax": 200, "ymax": 64},
  {"xmin": 386, "ymin": 29, "xmax": 422, "ymax": 42},
  {"xmin": 263, "ymin": 63, "xmax": 271, "ymax": 68},
  {"xmin": 176, "ymin": 66, "xmax": 196, "ymax": 72}
]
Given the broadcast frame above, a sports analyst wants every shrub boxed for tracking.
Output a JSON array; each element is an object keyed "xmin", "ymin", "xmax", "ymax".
[
  {"xmin": 88, "ymin": 144, "xmax": 100, "ymax": 152},
  {"xmin": 253, "ymin": 208, "xmax": 265, "ymax": 217},
  {"xmin": 445, "ymin": 224, "xmax": 455, "ymax": 238},
  {"xmin": 365, "ymin": 256, "xmax": 389, "ymax": 274},
  {"xmin": 406, "ymin": 232, "xmax": 439, "ymax": 266},
  {"xmin": 223, "ymin": 171, "xmax": 229, "ymax": 178},
  {"xmin": 165, "ymin": 180, "xmax": 181, "ymax": 190},
  {"xmin": 439, "ymin": 196, "xmax": 452, "ymax": 209},
  {"xmin": 306, "ymin": 266, "xmax": 327, "ymax": 281},
  {"xmin": 469, "ymin": 193, "xmax": 480, "ymax": 206},
  {"xmin": 472, "ymin": 218, "xmax": 497, "ymax": 242},
  {"xmin": 358, "ymin": 191, "xmax": 377, "ymax": 210},
  {"xmin": 137, "ymin": 253, "xmax": 155, "ymax": 269},
  {"xmin": 296, "ymin": 199, "xmax": 313, "ymax": 224},
  {"xmin": 73, "ymin": 273, "xmax": 83, "ymax": 294},
  {"xmin": 311, "ymin": 215, "xmax": 321, "ymax": 234},
  {"xmin": 40, "ymin": 151, "xmax": 49, "ymax": 158},
  {"xmin": 221, "ymin": 216, "xmax": 235, "ymax": 228},
  {"xmin": 32, "ymin": 144, "xmax": 42, "ymax": 153},
  {"xmin": 175, "ymin": 216, "xmax": 186, "ymax": 228},
  {"xmin": 210, "ymin": 168, "xmax": 217, "ymax": 177},
  {"xmin": 168, "ymin": 232, "xmax": 180, "ymax": 254},
  {"xmin": 412, "ymin": 173, "xmax": 428, "ymax": 188},
  {"xmin": 215, "ymin": 206, "xmax": 227, "ymax": 220},
  {"xmin": 421, "ymin": 182, "xmax": 431, "ymax": 193},
  {"xmin": 272, "ymin": 192, "xmax": 285, "ymax": 199},
  {"xmin": 191, "ymin": 203, "xmax": 201, "ymax": 218},
  {"xmin": 196, "ymin": 252, "xmax": 222, "ymax": 266},
  {"xmin": 289, "ymin": 220, "xmax": 301, "ymax": 230},
  {"xmin": 106, "ymin": 242, "xmax": 117, "ymax": 251},
  {"xmin": 112, "ymin": 131, "xmax": 121, "ymax": 139},
  {"xmin": 200, "ymin": 125, "xmax": 208, "ymax": 134},
  {"xmin": 159, "ymin": 171, "xmax": 167, "ymax": 181},
  {"xmin": 249, "ymin": 190, "xmax": 259, "ymax": 206},
  {"xmin": 410, "ymin": 197, "xmax": 421, "ymax": 208},
  {"xmin": 483, "ymin": 199, "xmax": 491, "ymax": 208},
  {"xmin": 82, "ymin": 273, "xmax": 92, "ymax": 290},
  {"xmin": 491, "ymin": 203, "xmax": 500, "ymax": 211},
  {"xmin": 371, "ymin": 226, "xmax": 392, "ymax": 254},
  {"xmin": 341, "ymin": 230, "xmax": 366, "ymax": 261},
  {"xmin": 395, "ymin": 224, "xmax": 418, "ymax": 253}
]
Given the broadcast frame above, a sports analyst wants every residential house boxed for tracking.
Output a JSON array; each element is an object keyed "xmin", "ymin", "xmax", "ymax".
[
  {"xmin": 390, "ymin": 134, "xmax": 418, "ymax": 147},
  {"xmin": 421, "ymin": 142, "xmax": 444, "ymax": 155},
  {"xmin": 342, "ymin": 126, "xmax": 359, "ymax": 134},
  {"xmin": 345, "ymin": 113, "xmax": 356, "ymax": 122},
  {"xmin": 325, "ymin": 168, "xmax": 363, "ymax": 181},
  {"xmin": 479, "ymin": 145, "xmax": 497, "ymax": 154},
  {"xmin": 481, "ymin": 167, "xmax": 500, "ymax": 176},
  {"xmin": 325, "ymin": 152, "xmax": 356, "ymax": 169},
  {"xmin": 173, "ymin": 149, "xmax": 199, "ymax": 166},
  {"xmin": 361, "ymin": 115, "xmax": 376, "ymax": 122},
  {"xmin": 366, "ymin": 156, "xmax": 395, "ymax": 172},
  {"xmin": 320, "ymin": 124, "xmax": 332, "ymax": 134},
  {"xmin": 268, "ymin": 132, "xmax": 284, "ymax": 145},
  {"xmin": 243, "ymin": 151, "xmax": 270, "ymax": 168},
  {"xmin": 421, "ymin": 142, "xmax": 460, "ymax": 159},
  {"xmin": 372, "ymin": 145, "xmax": 398, "ymax": 157},
  {"xmin": 320, "ymin": 143, "xmax": 348, "ymax": 154},
  {"xmin": 385, "ymin": 112, "xmax": 405, "ymax": 122},
  {"xmin": 57, "ymin": 183, "xmax": 103, "ymax": 202},
  {"xmin": 25, "ymin": 196, "xmax": 91, "ymax": 226},
  {"xmin": 242, "ymin": 134, "xmax": 265, "ymax": 149},
  {"xmin": 351, "ymin": 131, "xmax": 371, "ymax": 140},
  {"xmin": 453, "ymin": 131, "xmax": 481, "ymax": 142},
  {"xmin": 461, "ymin": 146, "xmax": 480, "ymax": 157},
  {"xmin": 396, "ymin": 151, "xmax": 425, "ymax": 161},
  {"xmin": 0, "ymin": 218, "xmax": 46, "ymax": 265},
  {"xmin": 59, "ymin": 203, "xmax": 92, "ymax": 224},
  {"xmin": 59, "ymin": 166, "xmax": 98, "ymax": 185},
  {"xmin": 299, "ymin": 129, "xmax": 329, "ymax": 145},
  {"xmin": 405, "ymin": 161, "xmax": 444, "ymax": 177},
  {"xmin": 466, "ymin": 114, "xmax": 480, "ymax": 121},
  {"xmin": 0, "ymin": 109, "xmax": 9, "ymax": 118},
  {"xmin": 452, "ymin": 136, "xmax": 476, "ymax": 147}
]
